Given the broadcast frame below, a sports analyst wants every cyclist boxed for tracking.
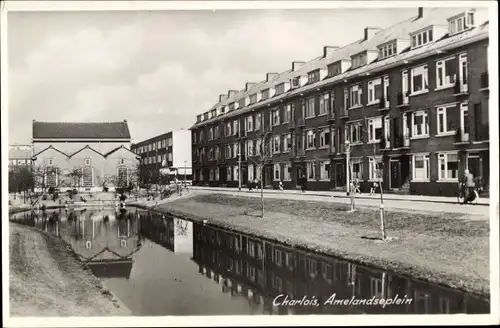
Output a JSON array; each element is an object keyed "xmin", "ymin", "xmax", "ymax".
[{"xmin": 462, "ymin": 169, "xmax": 476, "ymax": 204}]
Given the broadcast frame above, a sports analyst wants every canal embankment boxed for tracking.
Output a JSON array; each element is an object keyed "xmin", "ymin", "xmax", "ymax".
[
  {"xmin": 9, "ymin": 223, "xmax": 132, "ymax": 316},
  {"xmin": 154, "ymin": 192, "xmax": 490, "ymax": 299}
]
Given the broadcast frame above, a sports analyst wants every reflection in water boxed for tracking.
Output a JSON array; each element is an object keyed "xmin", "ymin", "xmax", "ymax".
[{"xmin": 10, "ymin": 208, "xmax": 490, "ymax": 315}]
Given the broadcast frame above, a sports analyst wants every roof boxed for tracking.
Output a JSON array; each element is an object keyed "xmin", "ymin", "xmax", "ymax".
[
  {"xmin": 32, "ymin": 121, "xmax": 131, "ymax": 139},
  {"xmin": 192, "ymin": 7, "xmax": 489, "ymax": 129},
  {"xmin": 9, "ymin": 146, "xmax": 33, "ymax": 159}
]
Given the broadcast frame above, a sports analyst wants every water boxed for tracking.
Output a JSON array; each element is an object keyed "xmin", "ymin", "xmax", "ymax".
[{"xmin": 10, "ymin": 207, "xmax": 490, "ymax": 315}]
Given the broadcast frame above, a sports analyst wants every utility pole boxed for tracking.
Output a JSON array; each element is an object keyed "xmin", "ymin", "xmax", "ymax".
[
  {"xmin": 238, "ymin": 142, "xmax": 242, "ymax": 191},
  {"xmin": 345, "ymin": 140, "xmax": 351, "ymax": 196}
]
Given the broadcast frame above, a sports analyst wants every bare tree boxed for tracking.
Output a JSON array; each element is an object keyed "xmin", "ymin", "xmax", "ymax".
[
  {"xmin": 32, "ymin": 165, "xmax": 59, "ymax": 194},
  {"xmin": 67, "ymin": 168, "xmax": 84, "ymax": 191}
]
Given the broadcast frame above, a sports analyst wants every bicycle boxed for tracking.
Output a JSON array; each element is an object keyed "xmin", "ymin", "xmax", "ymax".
[
  {"xmin": 457, "ymin": 182, "xmax": 466, "ymax": 204},
  {"xmin": 457, "ymin": 182, "xmax": 480, "ymax": 205}
]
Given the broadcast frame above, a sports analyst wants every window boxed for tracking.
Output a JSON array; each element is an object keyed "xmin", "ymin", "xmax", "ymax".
[
  {"xmin": 255, "ymin": 113, "xmax": 261, "ymax": 130},
  {"xmin": 369, "ymin": 157, "xmax": 383, "ymax": 180},
  {"xmin": 233, "ymin": 166, "xmax": 239, "ymax": 181},
  {"xmin": 209, "ymin": 169, "xmax": 214, "ymax": 181},
  {"xmin": 239, "ymin": 97, "xmax": 246, "ymax": 109},
  {"xmin": 351, "ymin": 53, "xmax": 366, "ymax": 69},
  {"xmin": 460, "ymin": 102, "xmax": 469, "ymax": 140},
  {"xmin": 84, "ymin": 158, "xmax": 91, "ymax": 166},
  {"xmin": 225, "ymin": 145, "xmax": 232, "ymax": 158},
  {"xmin": 233, "ymin": 120, "xmax": 239, "ymax": 136},
  {"xmin": 271, "ymin": 108, "xmax": 280, "ymax": 126},
  {"xmin": 308, "ymin": 70, "xmax": 320, "ymax": 84},
  {"xmin": 351, "ymin": 159, "xmax": 363, "ymax": 180},
  {"xmin": 283, "ymin": 163, "xmax": 292, "ymax": 181},
  {"xmin": 368, "ymin": 78, "xmax": 382, "ymax": 104},
  {"xmin": 319, "ymin": 128, "xmax": 330, "ymax": 148},
  {"xmin": 233, "ymin": 143, "xmax": 239, "ymax": 158},
  {"xmin": 284, "ymin": 104, "xmax": 292, "ymax": 123},
  {"xmin": 247, "ymin": 140, "xmax": 254, "ymax": 157},
  {"xmin": 117, "ymin": 167, "xmax": 128, "ymax": 187},
  {"xmin": 436, "ymin": 104, "xmax": 457, "ymax": 135},
  {"xmin": 262, "ymin": 89, "xmax": 270, "ymax": 100},
  {"xmin": 248, "ymin": 164, "xmax": 254, "ymax": 181},
  {"xmin": 306, "ymin": 161, "xmax": 316, "ymax": 181},
  {"xmin": 319, "ymin": 93, "xmax": 330, "ymax": 115},
  {"xmin": 273, "ymin": 163, "xmax": 281, "ymax": 181},
  {"xmin": 291, "ymin": 77, "xmax": 301, "ymax": 89},
  {"xmin": 283, "ymin": 134, "xmax": 292, "ymax": 152},
  {"xmin": 227, "ymin": 167, "xmax": 232, "ymax": 181},
  {"xmin": 411, "ymin": 28, "xmax": 433, "ymax": 49},
  {"xmin": 349, "ymin": 85, "xmax": 362, "ymax": 108},
  {"xmin": 368, "ymin": 117, "xmax": 383, "ymax": 142},
  {"xmin": 305, "ymin": 97, "xmax": 315, "ymax": 118},
  {"xmin": 209, "ymin": 127, "xmax": 214, "ymax": 140},
  {"xmin": 320, "ymin": 160, "xmax": 330, "ymax": 181},
  {"xmin": 256, "ymin": 165, "xmax": 262, "ymax": 181},
  {"xmin": 413, "ymin": 154, "xmax": 430, "ymax": 180},
  {"xmin": 228, "ymin": 103, "xmax": 235, "ymax": 111},
  {"xmin": 306, "ymin": 130, "xmax": 316, "ymax": 149},
  {"xmin": 328, "ymin": 63, "xmax": 341, "ymax": 77},
  {"xmin": 275, "ymin": 83, "xmax": 285, "ymax": 95},
  {"xmin": 246, "ymin": 115, "xmax": 253, "ymax": 132},
  {"xmin": 226, "ymin": 122, "xmax": 232, "ymax": 136},
  {"xmin": 347, "ymin": 122, "xmax": 362, "ymax": 144},
  {"xmin": 449, "ymin": 15, "xmax": 468, "ymax": 36},
  {"xmin": 436, "ymin": 57, "xmax": 457, "ymax": 88},
  {"xmin": 378, "ymin": 42, "xmax": 397, "ymax": 59},
  {"xmin": 412, "ymin": 110, "xmax": 429, "ymax": 137},
  {"xmin": 256, "ymin": 139, "xmax": 262, "ymax": 155},
  {"xmin": 249, "ymin": 94, "xmax": 257, "ymax": 104},
  {"xmin": 272, "ymin": 135, "xmax": 281, "ymax": 154},
  {"xmin": 411, "ymin": 65, "xmax": 429, "ymax": 94},
  {"xmin": 438, "ymin": 153, "xmax": 459, "ymax": 180}
]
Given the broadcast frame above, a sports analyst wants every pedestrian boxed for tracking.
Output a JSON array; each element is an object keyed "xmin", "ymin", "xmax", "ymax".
[
  {"xmin": 279, "ymin": 180, "xmax": 284, "ymax": 191},
  {"xmin": 369, "ymin": 181, "xmax": 378, "ymax": 196},
  {"xmin": 254, "ymin": 178, "xmax": 259, "ymax": 190},
  {"xmin": 463, "ymin": 169, "xmax": 476, "ymax": 204},
  {"xmin": 301, "ymin": 175, "xmax": 307, "ymax": 193},
  {"xmin": 353, "ymin": 178, "xmax": 361, "ymax": 194}
]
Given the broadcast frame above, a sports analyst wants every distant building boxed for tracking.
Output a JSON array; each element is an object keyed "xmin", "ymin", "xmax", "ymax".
[
  {"xmin": 131, "ymin": 129, "xmax": 192, "ymax": 185},
  {"xmin": 31, "ymin": 120, "xmax": 139, "ymax": 191},
  {"xmin": 8, "ymin": 144, "xmax": 33, "ymax": 171}
]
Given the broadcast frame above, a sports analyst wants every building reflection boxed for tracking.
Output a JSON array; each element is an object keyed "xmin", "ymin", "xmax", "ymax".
[
  {"xmin": 190, "ymin": 222, "xmax": 489, "ymax": 315},
  {"xmin": 16, "ymin": 208, "xmax": 141, "ymax": 279}
]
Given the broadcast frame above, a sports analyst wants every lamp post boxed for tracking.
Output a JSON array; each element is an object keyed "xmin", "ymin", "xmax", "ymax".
[
  {"xmin": 345, "ymin": 140, "xmax": 351, "ymax": 196},
  {"xmin": 238, "ymin": 142, "xmax": 242, "ymax": 191}
]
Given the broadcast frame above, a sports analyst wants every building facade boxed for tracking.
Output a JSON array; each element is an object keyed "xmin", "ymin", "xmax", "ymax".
[
  {"xmin": 131, "ymin": 129, "xmax": 192, "ymax": 185},
  {"xmin": 8, "ymin": 144, "xmax": 33, "ymax": 171},
  {"xmin": 190, "ymin": 7, "xmax": 490, "ymax": 196},
  {"xmin": 31, "ymin": 120, "xmax": 139, "ymax": 192}
]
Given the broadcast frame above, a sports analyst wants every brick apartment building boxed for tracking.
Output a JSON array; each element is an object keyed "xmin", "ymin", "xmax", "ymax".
[
  {"xmin": 190, "ymin": 7, "xmax": 490, "ymax": 196},
  {"xmin": 131, "ymin": 129, "xmax": 192, "ymax": 185},
  {"xmin": 8, "ymin": 144, "xmax": 33, "ymax": 171}
]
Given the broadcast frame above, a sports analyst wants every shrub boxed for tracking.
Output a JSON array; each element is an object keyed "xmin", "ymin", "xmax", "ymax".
[
  {"xmin": 42, "ymin": 194, "xmax": 48, "ymax": 200},
  {"xmin": 48, "ymin": 187, "xmax": 55, "ymax": 195},
  {"xmin": 103, "ymin": 186, "xmax": 109, "ymax": 192}
]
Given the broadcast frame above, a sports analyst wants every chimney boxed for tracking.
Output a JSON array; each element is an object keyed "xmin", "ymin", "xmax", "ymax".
[
  {"xmin": 323, "ymin": 46, "xmax": 339, "ymax": 58},
  {"xmin": 245, "ymin": 82, "xmax": 256, "ymax": 91},
  {"xmin": 292, "ymin": 61, "xmax": 306, "ymax": 71},
  {"xmin": 364, "ymin": 27, "xmax": 381, "ymax": 41},
  {"xmin": 219, "ymin": 94, "xmax": 228, "ymax": 102},
  {"xmin": 417, "ymin": 7, "xmax": 423, "ymax": 19},
  {"xmin": 228, "ymin": 90, "xmax": 238, "ymax": 98},
  {"xmin": 266, "ymin": 73, "xmax": 278, "ymax": 82}
]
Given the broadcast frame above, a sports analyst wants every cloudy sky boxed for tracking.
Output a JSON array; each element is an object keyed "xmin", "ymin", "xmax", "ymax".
[{"xmin": 8, "ymin": 6, "xmax": 421, "ymax": 144}]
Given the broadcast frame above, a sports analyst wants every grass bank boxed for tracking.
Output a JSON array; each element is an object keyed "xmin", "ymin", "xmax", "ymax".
[
  {"xmin": 9, "ymin": 223, "xmax": 131, "ymax": 316},
  {"xmin": 158, "ymin": 193, "xmax": 489, "ymax": 298}
]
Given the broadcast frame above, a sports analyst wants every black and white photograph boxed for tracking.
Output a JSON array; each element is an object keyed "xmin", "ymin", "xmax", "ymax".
[{"xmin": 2, "ymin": 0, "xmax": 498, "ymax": 326}]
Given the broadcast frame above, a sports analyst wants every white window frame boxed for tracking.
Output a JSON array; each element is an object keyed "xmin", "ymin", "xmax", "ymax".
[
  {"xmin": 248, "ymin": 164, "xmax": 254, "ymax": 182},
  {"xmin": 351, "ymin": 158, "xmax": 363, "ymax": 180},
  {"xmin": 319, "ymin": 127, "xmax": 330, "ymax": 148},
  {"xmin": 458, "ymin": 53, "xmax": 468, "ymax": 93},
  {"xmin": 378, "ymin": 42, "xmax": 397, "ymax": 60},
  {"xmin": 368, "ymin": 157, "xmax": 383, "ymax": 181},
  {"xmin": 272, "ymin": 135, "xmax": 281, "ymax": 154},
  {"xmin": 438, "ymin": 152, "xmax": 459, "ymax": 181},
  {"xmin": 246, "ymin": 140, "xmax": 254, "ymax": 157},
  {"xmin": 273, "ymin": 163, "xmax": 281, "ymax": 181},
  {"xmin": 227, "ymin": 167, "xmax": 232, "ymax": 181},
  {"xmin": 367, "ymin": 78, "xmax": 382, "ymax": 105},
  {"xmin": 460, "ymin": 102, "xmax": 469, "ymax": 142},
  {"xmin": 306, "ymin": 161, "xmax": 316, "ymax": 181},
  {"xmin": 412, "ymin": 153, "xmax": 430, "ymax": 181},
  {"xmin": 410, "ymin": 65, "xmax": 429, "ymax": 95},
  {"xmin": 246, "ymin": 116, "xmax": 253, "ymax": 132},
  {"xmin": 233, "ymin": 120, "xmax": 239, "ymax": 136},
  {"xmin": 436, "ymin": 104, "xmax": 457, "ymax": 136},
  {"xmin": 368, "ymin": 117, "xmax": 383, "ymax": 143},
  {"xmin": 283, "ymin": 133, "xmax": 291, "ymax": 153},
  {"xmin": 233, "ymin": 166, "xmax": 239, "ymax": 182},
  {"xmin": 347, "ymin": 122, "xmax": 363, "ymax": 144},
  {"xmin": 306, "ymin": 130, "xmax": 316, "ymax": 150},
  {"xmin": 305, "ymin": 97, "xmax": 315, "ymax": 118},
  {"xmin": 255, "ymin": 113, "xmax": 261, "ymax": 131},
  {"xmin": 319, "ymin": 93, "xmax": 329, "ymax": 115},
  {"xmin": 226, "ymin": 122, "xmax": 232, "ymax": 136},
  {"xmin": 411, "ymin": 28, "xmax": 433, "ymax": 49},
  {"xmin": 319, "ymin": 160, "xmax": 330, "ymax": 181},
  {"xmin": 411, "ymin": 110, "xmax": 429, "ymax": 138},
  {"xmin": 349, "ymin": 85, "xmax": 362, "ymax": 108},
  {"xmin": 233, "ymin": 143, "xmax": 239, "ymax": 158},
  {"xmin": 436, "ymin": 56, "xmax": 457, "ymax": 89},
  {"xmin": 284, "ymin": 104, "xmax": 292, "ymax": 123},
  {"xmin": 84, "ymin": 158, "xmax": 91, "ymax": 166}
]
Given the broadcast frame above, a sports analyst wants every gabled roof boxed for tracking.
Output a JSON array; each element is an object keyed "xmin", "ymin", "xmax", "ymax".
[
  {"xmin": 193, "ymin": 7, "xmax": 488, "ymax": 128},
  {"xmin": 104, "ymin": 145, "xmax": 140, "ymax": 159},
  {"xmin": 69, "ymin": 145, "xmax": 105, "ymax": 158},
  {"xmin": 9, "ymin": 147, "xmax": 33, "ymax": 159},
  {"xmin": 32, "ymin": 145, "xmax": 70, "ymax": 159},
  {"xmin": 32, "ymin": 121, "xmax": 131, "ymax": 139}
]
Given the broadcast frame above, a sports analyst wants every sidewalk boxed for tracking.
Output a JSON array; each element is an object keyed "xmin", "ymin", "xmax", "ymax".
[{"xmin": 190, "ymin": 186, "xmax": 489, "ymax": 206}]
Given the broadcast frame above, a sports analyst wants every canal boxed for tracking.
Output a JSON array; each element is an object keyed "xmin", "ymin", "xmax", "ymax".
[{"xmin": 10, "ymin": 207, "xmax": 490, "ymax": 315}]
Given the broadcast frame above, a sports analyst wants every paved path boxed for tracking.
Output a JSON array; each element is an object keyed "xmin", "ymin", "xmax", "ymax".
[{"xmin": 190, "ymin": 187, "xmax": 490, "ymax": 217}]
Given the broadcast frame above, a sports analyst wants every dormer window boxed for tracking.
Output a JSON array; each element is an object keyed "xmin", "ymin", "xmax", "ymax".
[
  {"xmin": 307, "ymin": 70, "xmax": 320, "ymax": 84},
  {"xmin": 275, "ymin": 83, "xmax": 285, "ymax": 95},
  {"xmin": 238, "ymin": 97, "xmax": 246, "ymax": 108},
  {"xmin": 291, "ymin": 77, "xmax": 301, "ymax": 89},
  {"xmin": 378, "ymin": 41, "xmax": 397, "ymax": 60},
  {"xmin": 228, "ymin": 102, "xmax": 235, "ymax": 111},
  {"xmin": 249, "ymin": 94, "xmax": 258, "ymax": 104},
  {"xmin": 327, "ymin": 63, "xmax": 341, "ymax": 77},
  {"xmin": 220, "ymin": 106, "xmax": 226, "ymax": 114},
  {"xmin": 351, "ymin": 53, "xmax": 367, "ymax": 69},
  {"xmin": 262, "ymin": 89, "xmax": 270, "ymax": 100},
  {"xmin": 448, "ymin": 11, "xmax": 475, "ymax": 36},
  {"xmin": 411, "ymin": 27, "xmax": 433, "ymax": 49},
  {"xmin": 196, "ymin": 115, "xmax": 202, "ymax": 123}
]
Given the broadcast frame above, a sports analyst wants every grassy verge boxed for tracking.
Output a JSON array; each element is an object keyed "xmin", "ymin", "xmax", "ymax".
[
  {"xmin": 9, "ymin": 223, "xmax": 131, "ymax": 316},
  {"xmin": 158, "ymin": 193, "xmax": 489, "ymax": 298}
]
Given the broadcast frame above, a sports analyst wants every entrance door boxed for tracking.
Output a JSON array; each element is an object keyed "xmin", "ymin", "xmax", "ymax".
[
  {"xmin": 264, "ymin": 165, "xmax": 272, "ymax": 187},
  {"xmin": 335, "ymin": 162, "xmax": 345, "ymax": 188},
  {"xmin": 296, "ymin": 165, "xmax": 303, "ymax": 187},
  {"xmin": 390, "ymin": 160, "xmax": 401, "ymax": 189},
  {"xmin": 467, "ymin": 153, "xmax": 481, "ymax": 180}
]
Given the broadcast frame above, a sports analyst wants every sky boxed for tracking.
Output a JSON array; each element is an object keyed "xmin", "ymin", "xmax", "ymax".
[{"xmin": 8, "ymin": 7, "xmax": 423, "ymax": 144}]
